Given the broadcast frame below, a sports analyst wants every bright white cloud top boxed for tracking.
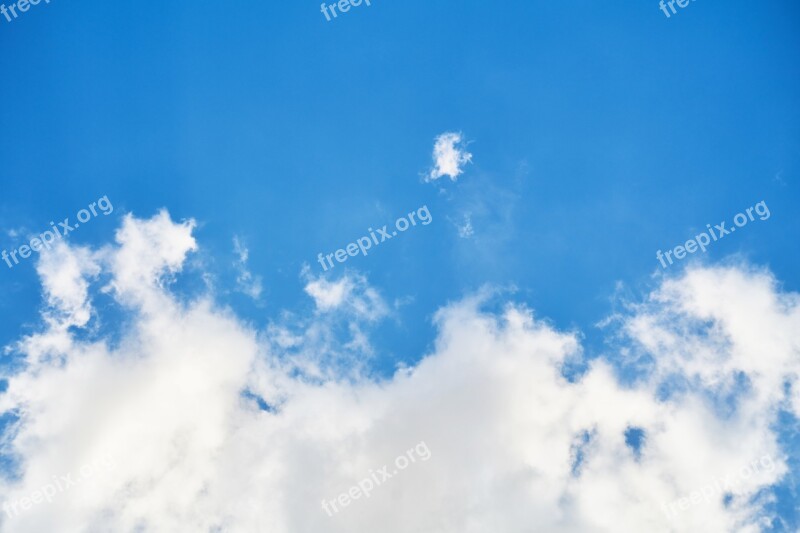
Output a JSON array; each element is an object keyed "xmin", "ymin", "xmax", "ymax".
[
  {"xmin": 0, "ymin": 211, "xmax": 796, "ymax": 532},
  {"xmin": 427, "ymin": 132, "xmax": 473, "ymax": 182}
]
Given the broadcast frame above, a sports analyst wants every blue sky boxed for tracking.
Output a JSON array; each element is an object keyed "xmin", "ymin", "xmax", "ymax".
[{"xmin": 0, "ymin": 1, "xmax": 799, "ymax": 531}]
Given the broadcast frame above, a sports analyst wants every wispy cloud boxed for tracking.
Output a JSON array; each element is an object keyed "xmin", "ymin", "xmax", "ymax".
[
  {"xmin": 233, "ymin": 236, "xmax": 263, "ymax": 300},
  {"xmin": 455, "ymin": 213, "xmax": 474, "ymax": 238}
]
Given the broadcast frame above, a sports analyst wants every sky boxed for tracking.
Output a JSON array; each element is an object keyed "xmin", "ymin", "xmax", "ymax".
[{"xmin": 0, "ymin": 0, "xmax": 799, "ymax": 531}]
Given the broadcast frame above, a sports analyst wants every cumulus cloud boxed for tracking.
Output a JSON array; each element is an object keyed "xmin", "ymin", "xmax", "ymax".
[
  {"xmin": 107, "ymin": 210, "xmax": 197, "ymax": 308},
  {"xmin": 427, "ymin": 132, "xmax": 472, "ymax": 182},
  {"xmin": 0, "ymin": 212, "xmax": 796, "ymax": 532}
]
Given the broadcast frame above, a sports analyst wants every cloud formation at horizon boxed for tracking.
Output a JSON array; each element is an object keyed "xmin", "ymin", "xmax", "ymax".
[{"xmin": 0, "ymin": 211, "xmax": 796, "ymax": 532}]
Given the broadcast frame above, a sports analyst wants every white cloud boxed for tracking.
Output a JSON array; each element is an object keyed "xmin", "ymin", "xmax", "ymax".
[
  {"xmin": 304, "ymin": 277, "xmax": 351, "ymax": 311},
  {"xmin": 232, "ymin": 236, "xmax": 263, "ymax": 300},
  {"xmin": 0, "ymin": 212, "xmax": 796, "ymax": 532},
  {"xmin": 455, "ymin": 213, "xmax": 474, "ymax": 238},
  {"xmin": 427, "ymin": 132, "xmax": 472, "ymax": 182},
  {"xmin": 37, "ymin": 242, "xmax": 100, "ymax": 329},
  {"xmin": 106, "ymin": 210, "xmax": 197, "ymax": 309},
  {"xmin": 303, "ymin": 270, "xmax": 388, "ymax": 321},
  {"xmin": 276, "ymin": 270, "xmax": 392, "ymax": 377}
]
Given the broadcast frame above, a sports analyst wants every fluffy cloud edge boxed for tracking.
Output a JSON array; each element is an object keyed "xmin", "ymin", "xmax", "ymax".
[
  {"xmin": 0, "ymin": 211, "xmax": 796, "ymax": 532},
  {"xmin": 427, "ymin": 132, "xmax": 473, "ymax": 182}
]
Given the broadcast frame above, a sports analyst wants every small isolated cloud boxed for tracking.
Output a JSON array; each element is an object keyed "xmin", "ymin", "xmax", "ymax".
[
  {"xmin": 233, "ymin": 236, "xmax": 263, "ymax": 300},
  {"xmin": 304, "ymin": 277, "xmax": 351, "ymax": 311},
  {"xmin": 427, "ymin": 132, "xmax": 472, "ymax": 182},
  {"xmin": 303, "ymin": 270, "xmax": 388, "ymax": 321}
]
